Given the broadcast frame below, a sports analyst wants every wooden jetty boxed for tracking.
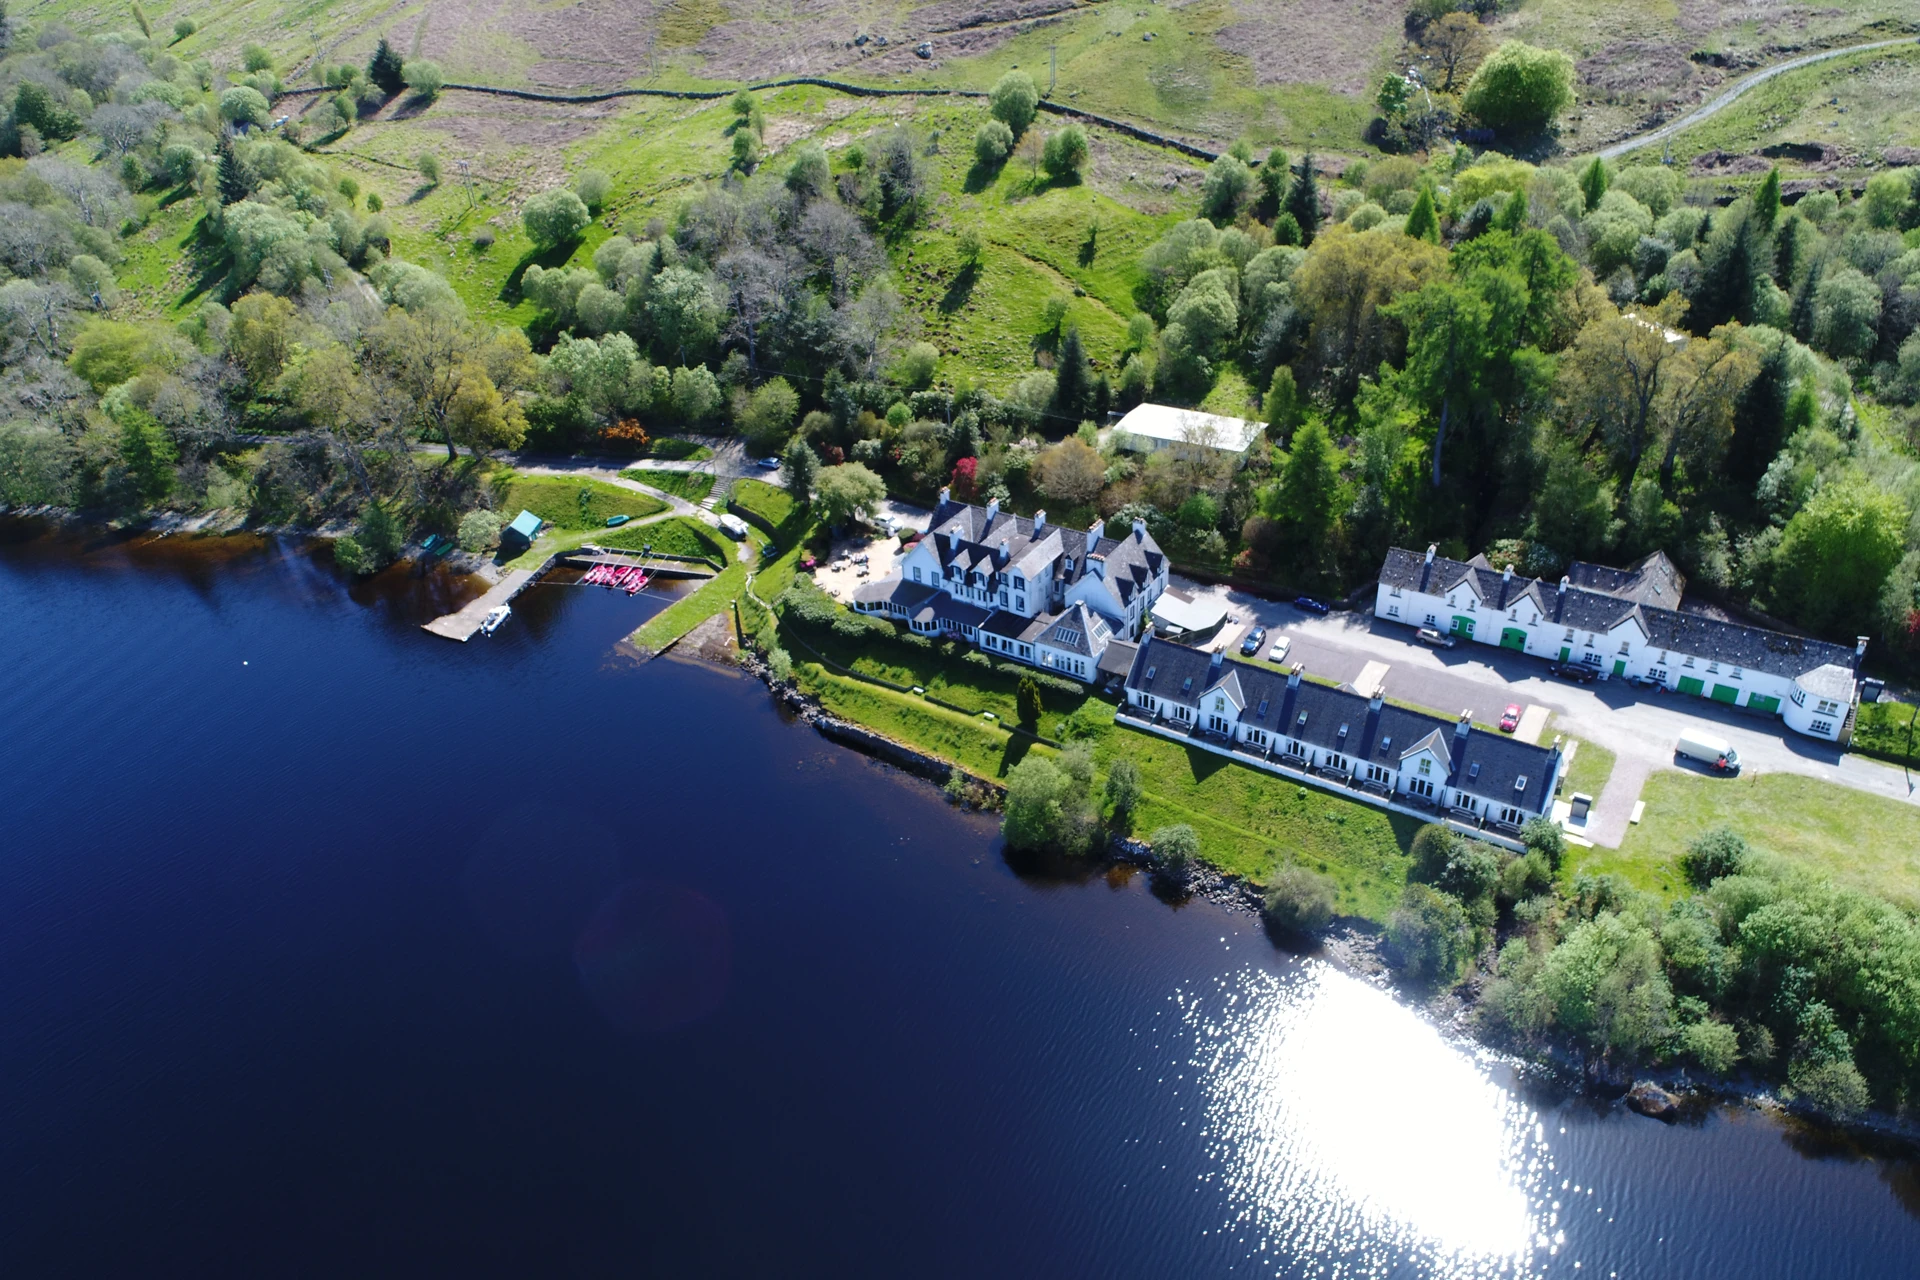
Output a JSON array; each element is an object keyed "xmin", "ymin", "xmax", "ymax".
[{"xmin": 423, "ymin": 569, "xmax": 537, "ymax": 642}]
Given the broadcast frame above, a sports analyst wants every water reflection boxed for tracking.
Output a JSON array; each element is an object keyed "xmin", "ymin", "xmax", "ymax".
[{"xmin": 1186, "ymin": 962, "xmax": 1554, "ymax": 1278}]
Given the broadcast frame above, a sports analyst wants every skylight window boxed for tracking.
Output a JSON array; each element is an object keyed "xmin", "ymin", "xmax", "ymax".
[
  {"xmin": 1256, "ymin": 699, "xmax": 1269, "ymax": 717},
  {"xmin": 1468, "ymin": 763, "xmax": 1480, "ymax": 780},
  {"xmin": 1337, "ymin": 723, "xmax": 1349, "ymax": 738},
  {"xmin": 1515, "ymin": 775, "xmax": 1528, "ymax": 792},
  {"xmin": 1181, "ymin": 677, "xmax": 1192, "ymax": 692},
  {"xmin": 1297, "ymin": 712, "xmax": 1309, "ymax": 727},
  {"xmin": 1144, "ymin": 665, "xmax": 1156, "ymax": 681}
]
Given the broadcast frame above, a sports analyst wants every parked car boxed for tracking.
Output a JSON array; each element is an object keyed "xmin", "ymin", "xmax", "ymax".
[
  {"xmin": 1625, "ymin": 673, "xmax": 1661, "ymax": 690},
  {"xmin": 1676, "ymin": 730, "xmax": 1741, "ymax": 774},
  {"xmin": 1548, "ymin": 661, "xmax": 1599, "ymax": 685},
  {"xmin": 1240, "ymin": 626, "xmax": 1268, "ymax": 656},
  {"xmin": 1268, "ymin": 635, "xmax": 1292, "ymax": 664},
  {"xmin": 1414, "ymin": 626, "xmax": 1456, "ymax": 649},
  {"xmin": 1499, "ymin": 704, "xmax": 1522, "ymax": 733},
  {"xmin": 1294, "ymin": 596, "xmax": 1330, "ymax": 615},
  {"xmin": 757, "ymin": 456, "xmax": 782, "ymax": 469}
]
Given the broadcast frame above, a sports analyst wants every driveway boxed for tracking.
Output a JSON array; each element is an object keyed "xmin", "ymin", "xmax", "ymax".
[{"xmin": 1171, "ymin": 575, "xmax": 1920, "ymax": 842}]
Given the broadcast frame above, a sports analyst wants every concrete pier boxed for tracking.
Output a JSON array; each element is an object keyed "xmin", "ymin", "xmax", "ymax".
[{"xmin": 423, "ymin": 569, "xmax": 536, "ymax": 642}]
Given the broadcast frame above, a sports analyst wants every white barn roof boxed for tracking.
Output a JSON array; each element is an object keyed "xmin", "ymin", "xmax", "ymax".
[{"xmin": 1113, "ymin": 403, "xmax": 1265, "ymax": 455}]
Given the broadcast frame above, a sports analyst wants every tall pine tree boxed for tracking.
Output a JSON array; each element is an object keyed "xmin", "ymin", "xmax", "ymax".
[
  {"xmin": 1754, "ymin": 166, "xmax": 1782, "ymax": 234},
  {"xmin": 1051, "ymin": 325, "xmax": 1093, "ymax": 424},
  {"xmin": 369, "ymin": 37, "xmax": 406, "ymax": 96},
  {"xmin": 215, "ymin": 131, "xmax": 249, "ymax": 205},
  {"xmin": 1285, "ymin": 153, "xmax": 1320, "ymax": 247}
]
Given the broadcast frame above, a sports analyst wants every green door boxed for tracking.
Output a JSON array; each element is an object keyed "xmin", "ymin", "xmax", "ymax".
[
  {"xmin": 1613, "ymin": 659, "xmax": 1627, "ymax": 678},
  {"xmin": 1747, "ymin": 693, "xmax": 1781, "ymax": 714},
  {"xmin": 1710, "ymin": 684, "xmax": 1739, "ymax": 705},
  {"xmin": 1558, "ymin": 646, "xmax": 1571, "ymax": 663},
  {"xmin": 1500, "ymin": 627, "xmax": 1527, "ymax": 651},
  {"xmin": 1677, "ymin": 675, "xmax": 1705, "ymax": 697},
  {"xmin": 1451, "ymin": 615, "xmax": 1475, "ymax": 638}
]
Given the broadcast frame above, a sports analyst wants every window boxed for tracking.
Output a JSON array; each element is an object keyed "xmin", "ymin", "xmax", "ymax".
[
  {"xmin": 1649, "ymin": 668, "xmax": 1668, "ymax": 683},
  {"xmin": 1425, "ymin": 614, "xmax": 1438, "ymax": 626},
  {"xmin": 1144, "ymin": 665, "xmax": 1156, "ymax": 681},
  {"xmin": 1791, "ymin": 687, "xmax": 1806, "ymax": 707},
  {"xmin": 1509, "ymin": 609, "xmax": 1518, "ymax": 621},
  {"xmin": 1564, "ymin": 628, "xmax": 1575, "ymax": 642},
  {"xmin": 1020, "ymin": 645, "xmax": 1031, "ymax": 659},
  {"xmin": 1063, "ymin": 558, "xmax": 1075, "ymax": 573},
  {"xmin": 1387, "ymin": 605, "xmax": 1401, "ymax": 618},
  {"xmin": 1499, "ymin": 805, "xmax": 1524, "ymax": 825},
  {"xmin": 1683, "ymin": 655, "xmax": 1696, "ymax": 667},
  {"xmin": 1515, "ymin": 775, "xmax": 1528, "ymax": 794},
  {"xmin": 1000, "ymin": 591, "xmax": 1009, "ymax": 606},
  {"xmin": 1407, "ymin": 777, "xmax": 1435, "ymax": 799},
  {"xmin": 1286, "ymin": 739, "xmax": 1305, "ymax": 757},
  {"xmin": 1618, "ymin": 641, "xmax": 1630, "ymax": 654},
  {"xmin": 1658, "ymin": 651, "xmax": 1669, "ymax": 664},
  {"xmin": 1012, "ymin": 575, "xmax": 1024, "ymax": 591},
  {"xmin": 1390, "ymin": 585, "xmax": 1403, "ymax": 597},
  {"xmin": 1583, "ymin": 652, "xmax": 1601, "ymax": 667},
  {"xmin": 1707, "ymin": 662, "xmax": 1720, "ymax": 674},
  {"xmin": 1732, "ymin": 667, "xmax": 1744, "ymax": 680},
  {"xmin": 1417, "ymin": 757, "xmax": 1432, "ymax": 776},
  {"xmin": 1367, "ymin": 764, "xmax": 1391, "ymax": 783},
  {"xmin": 1256, "ymin": 699, "xmax": 1269, "ymax": 717},
  {"xmin": 1181, "ymin": 677, "xmax": 1192, "ymax": 693},
  {"xmin": 1214, "ymin": 696, "xmax": 1227, "ymax": 712},
  {"xmin": 1812, "ymin": 719, "xmax": 1835, "ymax": 736},
  {"xmin": 1467, "ymin": 763, "xmax": 1480, "ymax": 781},
  {"xmin": 1016, "ymin": 597, "xmax": 1025, "ymax": 612},
  {"xmin": 1326, "ymin": 754, "xmax": 1347, "ymax": 772},
  {"xmin": 912, "ymin": 567, "xmax": 922, "ymax": 583},
  {"xmin": 1817, "ymin": 699, "xmax": 1841, "ymax": 716}
]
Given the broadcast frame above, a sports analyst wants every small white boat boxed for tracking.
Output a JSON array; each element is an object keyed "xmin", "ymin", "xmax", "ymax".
[{"xmin": 480, "ymin": 604, "xmax": 511, "ymax": 636}]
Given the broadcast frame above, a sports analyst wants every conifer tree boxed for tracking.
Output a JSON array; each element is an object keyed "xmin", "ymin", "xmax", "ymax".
[
  {"xmin": 368, "ymin": 37, "xmax": 406, "ymax": 96},
  {"xmin": 1578, "ymin": 156, "xmax": 1609, "ymax": 212},
  {"xmin": 1405, "ymin": 187, "xmax": 1440, "ymax": 242},
  {"xmin": 1754, "ymin": 166, "xmax": 1782, "ymax": 234},
  {"xmin": 215, "ymin": 131, "xmax": 249, "ymax": 205},
  {"xmin": 1051, "ymin": 325, "xmax": 1093, "ymax": 423},
  {"xmin": 1285, "ymin": 153, "xmax": 1320, "ymax": 246},
  {"xmin": 1493, "ymin": 188, "xmax": 1529, "ymax": 232}
]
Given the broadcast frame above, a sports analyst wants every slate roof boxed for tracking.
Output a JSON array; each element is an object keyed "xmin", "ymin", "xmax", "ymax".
[
  {"xmin": 914, "ymin": 596, "xmax": 990, "ymax": 628},
  {"xmin": 1037, "ymin": 601, "xmax": 1109, "ymax": 656},
  {"xmin": 1124, "ymin": 637, "xmax": 1559, "ymax": 816},
  {"xmin": 1380, "ymin": 547, "xmax": 1856, "ymax": 681},
  {"xmin": 925, "ymin": 497, "xmax": 1165, "ymax": 604},
  {"xmin": 1097, "ymin": 640, "xmax": 1139, "ymax": 677},
  {"xmin": 851, "ymin": 578, "xmax": 938, "ymax": 609}
]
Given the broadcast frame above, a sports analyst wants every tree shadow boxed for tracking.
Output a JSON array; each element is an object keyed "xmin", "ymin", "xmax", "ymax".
[
  {"xmin": 405, "ymin": 181, "xmax": 440, "ymax": 206},
  {"xmin": 938, "ymin": 261, "xmax": 979, "ymax": 313},
  {"xmin": 499, "ymin": 239, "xmax": 583, "ymax": 305},
  {"xmin": 157, "ymin": 182, "xmax": 199, "ymax": 210},
  {"xmin": 998, "ymin": 732, "xmax": 1036, "ymax": 777},
  {"xmin": 1078, "ymin": 222, "xmax": 1098, "ymax": 267},
  {"xmin": 962, "ymin": 160, "xmax": 1002, "ymax": 195},
  {"xmin": 175, "ymin": 216, "xmax": 233, "ymax": 310}
]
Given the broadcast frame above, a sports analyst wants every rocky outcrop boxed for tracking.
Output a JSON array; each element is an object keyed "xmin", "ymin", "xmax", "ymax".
[{"xmin": 1627, "ymin": 1081, "xmax": 1682, "ymax": 1122}]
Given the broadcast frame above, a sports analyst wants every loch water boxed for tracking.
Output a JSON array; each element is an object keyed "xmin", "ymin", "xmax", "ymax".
[{"xmin": 4, "ymin": 521, "xmax": 1920, "ymax": 1279}]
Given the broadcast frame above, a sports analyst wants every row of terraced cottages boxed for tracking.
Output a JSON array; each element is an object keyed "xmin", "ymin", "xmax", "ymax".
[
  {"xmin": 1121, "ymin": 637, "xmax": 1564, "ymax": 834},
  {"xmin": 1376, "ymin": 546, "xmax": 1865, "ymax": 742}
]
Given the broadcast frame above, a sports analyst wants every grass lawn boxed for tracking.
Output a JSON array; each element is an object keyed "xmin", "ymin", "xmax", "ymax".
[
  {"xmin": 492, "ymin": 475, "xmax": 668, "ymax": 530},
  {"xmin": 647, "ymin": 438, "xmax": 714, "ymax": 462},
  {"xmin": 730, "ymin": 477, "xmax": 800, "ymax": 531},
  {"xmin": 621, "ymin": 468, "xmax": 715, "ymax": 503},
  {"xmin": 1572, "ymin": 770, "xmax": 1920, "ymax": 910},
  {"xmin": 602, "ymin": 516, "xmax": 728, "ymax": 562},
  {"xmin": 1562, "ymin": 739, "xmax": 1617, "ymax": 800},
  {"xmin": 632, "ymin": 556, "xmax": 751, "ymax": 652}
]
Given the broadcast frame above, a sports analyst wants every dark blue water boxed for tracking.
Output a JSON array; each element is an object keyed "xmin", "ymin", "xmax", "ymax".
[{"xmin": 4, "ymin": 523, "xmax": 1919, "ymax": 1279}]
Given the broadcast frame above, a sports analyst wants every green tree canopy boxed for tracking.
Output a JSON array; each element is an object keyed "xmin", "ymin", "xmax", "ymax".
[
  {"xmin": 813, "ymin": 461, "xmax": 887, "ymax": 528},
  {"xmin": 1462, "ymin": 41, "xmax": 1575, "ymax": 134},
  {"xmin": 1769, "ymin": 475, "xmax": 1908, "ymax": 635},
  {"xmin": 522, "ymin": 188, "xmax": 590, "ymax": 249},
  {"xmin": 989, "ymin": 70, "xmax": 1039, "ymax": 135}
]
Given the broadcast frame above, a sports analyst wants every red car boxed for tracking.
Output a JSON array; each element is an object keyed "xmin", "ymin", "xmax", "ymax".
[{"xmin": 1499, "ymin": 704, "xmax": 1522, "ymax": 733}]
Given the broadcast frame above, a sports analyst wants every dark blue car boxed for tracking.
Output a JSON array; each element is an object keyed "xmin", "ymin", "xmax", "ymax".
[{"xmin": 1293, "ymin": 596, "xmax": 1330, "ymax": 615}]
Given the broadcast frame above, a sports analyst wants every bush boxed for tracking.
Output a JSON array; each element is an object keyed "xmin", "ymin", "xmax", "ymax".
[
  {"xmin": 1386, "ymin": 882, "xmax": 1473, "ymax": 985},
  {"xmin": 523, "ymin": 188, "xmax": 590, "ymax": 249},
  {"xmin": 1042, "ymin": 125, "xmax": 1089, "ymax": 182},
  {"xmin": 1264, "ymin": 867, "xmax": 1335, "ymax": 940},
  {"xmin": 1103, "ymin": 757, "xmax": 1141, "ymax": 823},
  {"xmin": 1150, "ymin": 823, "xmax": 1200, "ymax": 870},
  {"xmin": 218, "ymin": 86, "xmax": 271, "ymax": 128},
  {"xmin": 402, "ymin": 60, "xmax": 445, "ymax": 99},
  {"xmin": 974, "ymin": 119, "xmax": 1014, "ymax": 168},
  {"xmin": 1002, "ymin": 747, "xmax": 1098, "ymax": 854},
  {"xmin": 418, "ymin": 152, "xmax": 442, "ymax": 184},
  {"xmin": 1789, "ymin": 1056, "xmax": 1870, "ymax": 1118},
  {"xmin": 1462, "ymin": 41, "xmax": 1575, "ymax": 134},
  {"xmin": 1679, "ymin": 826, "xmax": 1750, "ymax": 887},
  {"xmin": 1679, "ymin": 1020, "xmax": 1741, "ymax": 1076},
  {"xmin": 333, "ymin": 535, "xmax": 370, "ymax": 575},
  {"xmin": 173, "ymin": 19, "xmax": 197, "ymax": 40},
  {"xmin": 1519, "ymin": 817, "xmax": 1566, "ymax": 869},
  {"xmin": 989, "ymin": 71, "xmax": 1039, "ymax": 135},
  {"xmin": 574, "ymin": 169, "xmax": 613, "ymax": 212},
  {"xmin": 458, "ymin": 509, "xmax": 502, "ymax": 551}
]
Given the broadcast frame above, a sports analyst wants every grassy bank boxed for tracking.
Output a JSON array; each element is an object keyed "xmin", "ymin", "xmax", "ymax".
[
  {"xmin": 621, "ymin": 468, "xmax": 715, "ymax": 504},
  {"xmin": 491, "ymin": 475, "xmax": 669, "ymax": 529},
  {"xmin": 1573, "ymin": 769, "xmax": 1920, "ymax": 910},
  {"xmin": 602, "ymin": 516, "xmax": 728, "ymax": 562}
]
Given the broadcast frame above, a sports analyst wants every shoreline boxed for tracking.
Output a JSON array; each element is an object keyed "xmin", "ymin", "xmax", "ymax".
[{"xmin": 722, "ymin": 637, "xmax": 1920, "ymax": 1154}]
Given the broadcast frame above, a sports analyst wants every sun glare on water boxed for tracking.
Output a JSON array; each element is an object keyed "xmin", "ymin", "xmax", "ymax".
[{"xmin": 1185, "ymin": 962, "xmax": 1557, "ymax": 1277}]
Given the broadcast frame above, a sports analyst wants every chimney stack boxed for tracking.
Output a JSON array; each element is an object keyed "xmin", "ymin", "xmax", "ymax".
[
  {"xmin": 1368, "ymin": 688, "xmax": 1384, "ymax": 714},
  {"xmin": 986, "ymin": 497, "xmax": 1000, "ymax": 522},
  {"xmin": 1287, "ymin": 662, "xmax": 1303, "ymax": 689},
  {"xmin": 1502, "ymin": 564, "xmax": 1513, "ymax": 583},
  {"xmin": 1132, "ymin": 516, "xmax": 1147, "ymax": 539},
  {"xmin": 1455, "ymin": 710, "xmax": 1472, "ymax": 739},
  {"xmin": 1425, "ymin": 543, "xmax": 1437, "ymax": 565},
  {"xmin": 1033, "ymin": 509, "xmax": 1047, "ymax": 533},
  {"xmin": 1558, "ymin": 575, "xmax": 1569, "ymax": 597},
  {"xmin": 1857, "ymin": 635, "xmax": 1870, "ymax": 659},
  {"xmin": 1208, "ymin": 648, "xmax": 1224, "ymax": 678},
  {"xmin": 939, "ymin": 486, "xmax": 951, "ymax": 507},
  {"xmin": 998, "ymin": 538, "xmax": 1009, "ymax": 558}
]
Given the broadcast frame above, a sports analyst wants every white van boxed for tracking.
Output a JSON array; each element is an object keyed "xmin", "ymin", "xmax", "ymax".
[{"xmin": 1676, "ymin": 730, "xmax": 1740, "ymax": 774}]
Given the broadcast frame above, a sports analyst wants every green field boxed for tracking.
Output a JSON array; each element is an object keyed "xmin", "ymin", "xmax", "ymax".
[
  {"xmin": 1574, "ymin": 770, "xmax": 1920, "ymax": 910},
  {"xmin": 602, "ymin": 515, "xmax": 728, "ymax": 562},
  {"xmin": 1561, "ymin": 739, "xmax": 1617, "ymax": 801},
  {"xmin": 621, "ymin": 468, "xmax": 715, "ymax": 503},
  {"xmin": 729, "ymin": 477, "xmax": 802, "ymax": 532},
  {"xmin": 491, "ymin": 475, "xmax": 668, "ymax": 530}
]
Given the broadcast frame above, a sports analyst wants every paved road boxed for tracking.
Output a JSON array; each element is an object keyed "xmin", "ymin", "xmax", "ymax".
[
  {"xmin": 1176, "ymin": 576, "xmax": 1920, "ymax": 823},
  {"xmin": 1590, "ymin": 37, "xmax": 1918, "ymax": 160}
]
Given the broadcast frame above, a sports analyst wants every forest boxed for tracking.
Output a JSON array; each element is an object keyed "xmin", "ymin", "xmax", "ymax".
[{"xmin": 0, "ymin": 11, "xmax": 1918, "ymax": 672}]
